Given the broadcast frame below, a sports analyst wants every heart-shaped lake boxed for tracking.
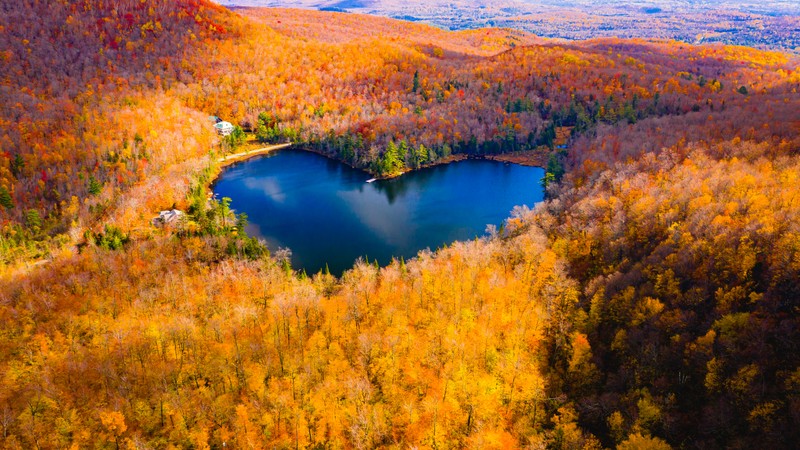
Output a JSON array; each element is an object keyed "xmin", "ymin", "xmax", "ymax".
[{"xmin": 213, "ymin": 149, "xmax": 544, "ymax": 276}]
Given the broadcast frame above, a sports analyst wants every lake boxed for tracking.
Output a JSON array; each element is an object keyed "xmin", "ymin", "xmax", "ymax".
[{"xmin": 213, "ymin": 149, "xmax": 545, "ymax": 275}]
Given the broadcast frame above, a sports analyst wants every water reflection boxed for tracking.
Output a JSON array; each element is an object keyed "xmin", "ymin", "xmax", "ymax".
[
  {"xmin": 337, "ymin": 187, "xmax": 415, "ymax": 247},
  {"xmin": 243, "ymin": 177, "xmax": 286, "ymax": 203}
]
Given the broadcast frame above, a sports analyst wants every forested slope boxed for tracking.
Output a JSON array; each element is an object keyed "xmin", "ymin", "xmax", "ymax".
[
  {"xmin": 1, "ymin": 1, "xmax": 799, "ymax": 448},
  {"xmin": 0, "ymin": 0, "xmax": 229, "ymax": 260}
]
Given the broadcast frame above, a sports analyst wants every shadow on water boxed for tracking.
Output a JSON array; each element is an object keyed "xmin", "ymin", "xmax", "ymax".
[{"xmin": 372, "ymin": 165, "xmax": 441, "ymax": 204}]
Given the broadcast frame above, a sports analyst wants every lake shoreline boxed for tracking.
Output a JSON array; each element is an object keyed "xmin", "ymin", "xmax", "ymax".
[
  {"xmin": 217, "ymin": 142, "xmax": 293, "ymax": 168},
  {"xmin": 295, "ymin": 146, "xmax": 547, "ymax": 181},
  {"xmin": 483, "ymin": 149, "xmax": 551, "ymax": 168},
  {"xmin": 213, "ymin": 133, "xmax": 549, "ymax": 183}
]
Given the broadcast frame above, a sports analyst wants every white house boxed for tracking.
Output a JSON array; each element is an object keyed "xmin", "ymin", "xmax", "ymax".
[
  {"xmin": 214, "ymin": 121, "xmax": 234, "ymax": 136},
  {"xmin": 152, "ymin": 209, "xmax": 184, "ymax": 227}
]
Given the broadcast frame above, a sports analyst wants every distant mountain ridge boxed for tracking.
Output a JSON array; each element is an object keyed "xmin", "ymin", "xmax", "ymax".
[{"xmin": 213, "ymin": 0, "xmax": 800, "ymax": 50}]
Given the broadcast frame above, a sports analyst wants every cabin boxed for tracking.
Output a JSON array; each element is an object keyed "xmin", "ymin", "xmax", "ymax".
[
  {"xmin": 152, "ymin": 209, "xmax": 184, "ymax": 227},
  {"xmin": 214, "ymin": 121, "xmax": 234, "ymax": 136}
]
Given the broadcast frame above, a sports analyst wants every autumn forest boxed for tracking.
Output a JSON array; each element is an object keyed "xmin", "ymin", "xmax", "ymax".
[{"xmin": 1, "ymin": 0, "xmax": 799, "ymax": 448}]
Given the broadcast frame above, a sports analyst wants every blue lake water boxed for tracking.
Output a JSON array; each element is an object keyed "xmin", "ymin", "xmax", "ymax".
[{"xmin": 213, "ymin": 149, "xmax": 545, "ymax": 275}]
